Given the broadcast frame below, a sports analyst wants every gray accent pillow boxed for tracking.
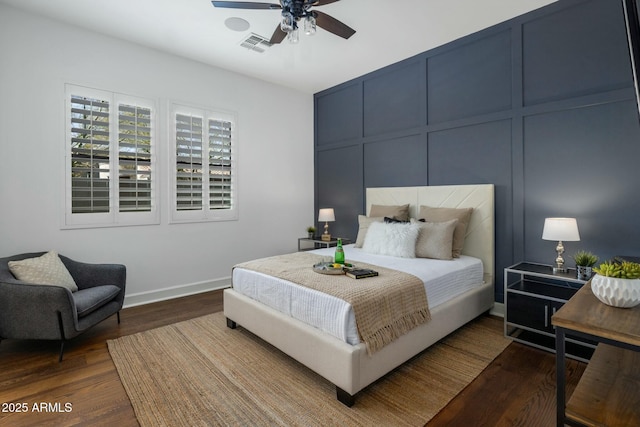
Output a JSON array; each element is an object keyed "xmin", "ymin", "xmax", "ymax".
[
  {"xmin": 8, "ymin": 251, "xmax": 78, "ymax": 292},
  {"xmin": 369, "ymin": 204, "xmax": 410, "ymax": 222},
  {"xmin": 354, "ymin": 215, "xmax": 384, "ymax": 248},
  {"xmin": 418, "ymin": 206, "xmax": 473, "ymax": 258},
  {"xmin": 411, "ymin": 218, "xmax": 458, "ymax": 260}
]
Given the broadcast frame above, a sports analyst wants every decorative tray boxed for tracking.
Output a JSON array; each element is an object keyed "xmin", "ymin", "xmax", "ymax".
[{"xmin": 312, "ymin": 261, "xmax": 354, "ymax": 275}]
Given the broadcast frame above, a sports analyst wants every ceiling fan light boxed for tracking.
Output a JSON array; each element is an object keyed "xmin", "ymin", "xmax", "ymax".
[
  {"xmin": 288, "ymin": 28, "xmax": 300, "ymax": 44},
  {"xmin": 281, "ymin": 13, "xmax": 294, "ymax": 32},
  {"xmin": 304, "ymin": 15, "xmax": 316, "ymax": 35}
]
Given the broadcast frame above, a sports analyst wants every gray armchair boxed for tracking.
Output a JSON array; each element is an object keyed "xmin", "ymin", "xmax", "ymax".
[{"xmin": 0, "ymin": 252, "xmax": 126, "ymax": 361}]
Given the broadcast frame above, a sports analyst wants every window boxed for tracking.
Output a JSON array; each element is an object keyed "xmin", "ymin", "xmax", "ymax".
[
  {"xmin": 171, "ymin": 103, "xmax": 237, "ymax": 222},
  {"xmin": 65, "ymin": 85, "xmax": 157, "ymax": 227}
]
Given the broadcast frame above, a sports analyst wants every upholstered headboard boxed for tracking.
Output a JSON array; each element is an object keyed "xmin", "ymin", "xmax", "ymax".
[{"xmin": 366, "ymin": 184, "xmax": 495, "ymax": 286}]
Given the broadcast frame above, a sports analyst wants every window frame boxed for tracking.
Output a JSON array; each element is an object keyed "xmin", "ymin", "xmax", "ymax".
[
  {"xmin": 169, "ymin": 102, "xmax": 238, "ymax": 224},
  {"xmin": 64, "ymin": 84, "xmax": 159, "ymax": 228}
]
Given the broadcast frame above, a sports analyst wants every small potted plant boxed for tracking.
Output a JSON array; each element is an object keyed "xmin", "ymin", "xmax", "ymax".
[
  {"xmin": 306, "ymin": 226, "xmax": 316, "ymax": 239},
  {"xmin": 591, "ymin": 260, "xmax": 640, "ymax": 308},
  {"xmin": 572, "ymin": 250, "xmax": 598, "ymax": 281}
]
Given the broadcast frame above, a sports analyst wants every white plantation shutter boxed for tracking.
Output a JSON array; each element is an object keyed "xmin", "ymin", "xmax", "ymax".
[
  {"xmin": 118, "ymin": 103, "xmax": 152, "ymax": 212},
  {"xmin": 65, "ymin": 85, "xmax": 157, "ymax": 228},
  {"xmin": 70, "ymin": 95, "xmax": 111, "ymax": 214},
  {"xmin": 176, "ymin": 113, "xmax": 204, "ymax": 211},
  {"xmin": 208, "ymin": 118, "xmax": 233, "ymax": 210},
  {"xmin": 171, "ymin": 103, "xmax": 237, "ymax": 222}
]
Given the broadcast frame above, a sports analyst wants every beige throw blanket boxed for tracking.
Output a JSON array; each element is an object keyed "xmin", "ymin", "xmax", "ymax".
[{"xmin": 233, "ymin": 252, "xmax": 431, "ymax": 354}]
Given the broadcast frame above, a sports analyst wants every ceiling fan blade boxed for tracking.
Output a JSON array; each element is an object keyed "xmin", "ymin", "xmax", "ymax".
[
  {"xmin": 314, "ymin": 10, "xmax": 355, "ymax": 39},
  {"xmin": 269, "ymin": 25, "xmax": 287, "ymax": 44},
  {"xmin": 311, "ymin": 0, "xmax": 341, "ymax": 5},
  {"xmin": 211, "ymin": 1, "xmax": 281, "ymax": 10}
]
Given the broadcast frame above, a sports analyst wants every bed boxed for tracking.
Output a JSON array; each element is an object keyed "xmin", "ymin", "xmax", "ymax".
[{"xmin": 224, "ymin": 184, "xmax": 495, "ymax": 406}]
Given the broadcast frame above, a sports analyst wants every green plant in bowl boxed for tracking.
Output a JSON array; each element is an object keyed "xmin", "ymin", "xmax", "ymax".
[
  {"xmin": 572, "ymin": 250, "xmax": 599, "ymax": 267},
  {"xmin": 591, "ymin": 260, "xmax": 640, "ymax": 307},
  {"xmin": 594, "ymin": 261, "xmax": 640, "ymax": 279}
]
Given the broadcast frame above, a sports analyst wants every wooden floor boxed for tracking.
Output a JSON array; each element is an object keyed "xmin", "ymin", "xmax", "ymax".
[{"xmin": 0, "ymin": 290, "xmax": 585, "ymax": 427}]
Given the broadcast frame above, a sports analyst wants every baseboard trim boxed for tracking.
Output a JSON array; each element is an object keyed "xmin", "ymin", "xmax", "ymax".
[
  {"xmin": 490, "ymin": 302, "xmax": 505, "ymax": 318},
  {"xmin": 123, "ymin": 277, "xmax": 231, "ymax": 308}
]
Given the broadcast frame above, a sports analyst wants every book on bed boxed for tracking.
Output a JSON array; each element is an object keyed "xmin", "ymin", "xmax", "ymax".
[{"xmin": 345, "ymin": 268, "xmax": 379, "ymax": 279}]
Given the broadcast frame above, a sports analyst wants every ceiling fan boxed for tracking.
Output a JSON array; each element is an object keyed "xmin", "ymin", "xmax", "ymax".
[{"xmin": 211, "ymin": 1, "xmax": 356, "ymax": 44}]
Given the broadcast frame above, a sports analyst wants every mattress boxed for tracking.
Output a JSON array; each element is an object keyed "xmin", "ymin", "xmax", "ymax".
[{"xmin": 231, "ymin": 244, "xmax": 484, "ymax": 345}]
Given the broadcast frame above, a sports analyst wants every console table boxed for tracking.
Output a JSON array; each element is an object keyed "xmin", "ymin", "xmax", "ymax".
[{"xmin": 552, "ymin": 282, "xmax": 640, "ymax": 426}]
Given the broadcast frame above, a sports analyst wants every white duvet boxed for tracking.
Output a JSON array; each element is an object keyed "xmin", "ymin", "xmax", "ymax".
[{"xmin": 231, "ymin": 244, "xmax": 484, "ymax": 345}]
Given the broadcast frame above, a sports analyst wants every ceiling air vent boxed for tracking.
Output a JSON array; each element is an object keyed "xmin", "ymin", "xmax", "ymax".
[{"xmin": 240, "ymin": 33, "xmax": 272, "ymax": 53}]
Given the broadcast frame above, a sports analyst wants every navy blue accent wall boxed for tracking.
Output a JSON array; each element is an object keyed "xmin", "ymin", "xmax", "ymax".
[{"xmin": 314, "ymin": 0, "xmax": 640, "ymax": 302}]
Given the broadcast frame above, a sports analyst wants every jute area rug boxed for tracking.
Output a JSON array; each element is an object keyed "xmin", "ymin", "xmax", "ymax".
[{"xmin": 108, "ymin": 312, "xmax": 509, "ymax": 427}]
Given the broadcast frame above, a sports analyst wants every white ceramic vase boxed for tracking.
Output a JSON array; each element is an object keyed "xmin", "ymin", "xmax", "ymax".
[{"xmin": 590, "ymin": 274, "xmax": 640, "ymax": 308}]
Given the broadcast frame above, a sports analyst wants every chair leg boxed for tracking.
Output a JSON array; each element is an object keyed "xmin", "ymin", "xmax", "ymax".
[
  {"xmin": 58, "ymin": 341, "xmax": 65, "ymax": 363},
  {"xmin": 57, "ymin": 311, "xmax": 67, "ymax": 363},
  {"xmin": 117, "ymin": 311, "xmax": 121, "ymax": 324}
]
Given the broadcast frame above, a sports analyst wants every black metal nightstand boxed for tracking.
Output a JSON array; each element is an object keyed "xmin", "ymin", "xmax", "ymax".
[
  {"xmin": 504, "ymin": 262, "xmax": 595, "ymax": 362},
  {"xmin": 297, "ymin": 237, "xmax": 351, "ymax": 251}
]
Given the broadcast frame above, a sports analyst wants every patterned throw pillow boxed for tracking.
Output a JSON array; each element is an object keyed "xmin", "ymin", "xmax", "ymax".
[{"xmin": 8, "ymin": 251, "xmax": 78, "ymax": 292}]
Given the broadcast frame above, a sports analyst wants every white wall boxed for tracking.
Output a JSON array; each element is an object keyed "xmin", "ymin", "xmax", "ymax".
[{"xmin": 0, "ymin": 5, "xmax": 314, "ymax": 306}]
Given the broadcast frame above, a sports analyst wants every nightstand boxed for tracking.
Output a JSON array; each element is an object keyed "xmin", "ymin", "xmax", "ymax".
[
  {"xmin": 504, "ymin": 262, "xmax": 595, "ymax": 362},
  {"xmin": 298, "ymin": 237, "xmax": 351, "ymax": 251}
]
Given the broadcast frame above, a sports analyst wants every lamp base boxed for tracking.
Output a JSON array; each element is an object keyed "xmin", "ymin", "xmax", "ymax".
[
  {"xmin": 321, "ymin": 234, "xmax": 331, "ymax": 242},
  {"xmin": 552, "ymin": 240, "xmax": 566, "ymax": 274}
]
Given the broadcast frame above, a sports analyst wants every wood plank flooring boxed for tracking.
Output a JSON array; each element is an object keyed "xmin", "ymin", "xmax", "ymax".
[{"xmin": 0, "ymin": 290, "xmax": 585, "ymax": 426}]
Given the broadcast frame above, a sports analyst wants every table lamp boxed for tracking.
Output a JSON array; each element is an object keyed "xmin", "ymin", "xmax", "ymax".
[
  {"xmin": 318, "ymin": 208, "xmax": 335, "ymax": 241},
  {"xmin": 542, "ymin": 217, "xmax": 580, "ymax": 273}
]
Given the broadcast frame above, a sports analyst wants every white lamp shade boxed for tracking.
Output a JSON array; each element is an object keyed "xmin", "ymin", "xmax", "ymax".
[
  {"xmin": 318, "ymin": 208, "xmax": 335, "ymax": 222},
  {"xmin": 542, "ymin": 217, "xmax": 580, "ymax": 241}
]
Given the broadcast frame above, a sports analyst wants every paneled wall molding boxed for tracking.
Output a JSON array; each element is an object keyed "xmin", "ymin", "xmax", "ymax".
[
  {"xmin": 314, "ymin": 0, "xmax": 640, "ymax": 302},
  {"xmin": 315, "ymin": 87, "xmax": 634, "ymax": 155}
]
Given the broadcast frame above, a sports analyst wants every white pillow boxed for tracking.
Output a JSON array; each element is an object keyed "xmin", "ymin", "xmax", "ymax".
[
  {"xmin": 411, "ymin": 218, "xmax": 458, "ymax": 260},
  {"xmin": 8, "ymin": 251, "xmax": 78, "ymax": 292},
  {"xmin": 354, "ymin": 215, "xmax": 384, "ymax": 248},
  {"xmin": 362, "ymin": 221, "xmax": 420, "ymax": 258}
]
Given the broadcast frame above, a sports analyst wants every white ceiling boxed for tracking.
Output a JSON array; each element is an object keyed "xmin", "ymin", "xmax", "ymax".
[{"xmin": 1, "ymin": 0, "xmax": 557, "ymax": 93}]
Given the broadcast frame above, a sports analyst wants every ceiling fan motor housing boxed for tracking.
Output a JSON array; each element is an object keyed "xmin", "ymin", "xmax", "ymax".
[
  {"xmin": 283, "ymin": 0, "xmax": 313, "ymax": 21},
  {"xmin": 211, "ymin": 0, "xmax": 355, "ymax": 43}
]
